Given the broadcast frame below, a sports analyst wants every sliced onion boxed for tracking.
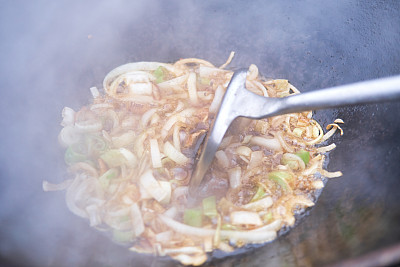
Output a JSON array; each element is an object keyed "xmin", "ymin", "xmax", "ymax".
[
  {"xmin": 247, "ymin": 64, "xmax": 258, "ymax": 80},
  {"xmin": 236, "ymin": 146, "xmax": 252, "ymax": 158},
  {"xmin": 90, "ymin": 87, "xmax": 100, "ymax": 98},
  {"xmin": 242, "ymin": 197, "xmax": 273, "ymax": 211},
  {"xmin": 42, "ymin": 179, "xmax": 73, "ymax": 191},
  {"xmin": 163, "ymin": 206, "xmax": 178, "ymax": 219},
  {"xmin": 276, "ymin": 132, "xmax": 294, "ymax": 153},
  {"xmin": 75, "ymin": 119, "xmax": 103, "ymax": 133},
  {"xmin": 112, "ymin": 131, "xmax": 136, "ymax": 148},
  {"xmin": 209, "ymin": 86, "xmax": 224, "ymax": 113},
  {"xmin": 86, "ymin": 205, "xmax": 102, "ymax": 226},
  {"xmin": 155, "ymin": 231, "xmax": 173, "ymax": 243},
  {"xmin": 248, "ymin": 150, "xmax": 263, "ymax": 169},
  {"xmin": 187, "ymin": 72, "xmax": 198, "ymax": 104},
  {"xmin": 173, "ymin": 124, "xmax": 181, "ymax": 152},
  {"xmin": 130, "ymin": 203, "xmax": 145, "ymax": 236},
  {"xmin": 58, "ymin": 126, "xmax": 80, "ymax": 147},
  {"xmin": 150, "ymin": 139, "xmax": 162, "ymax": 168},
  {"xmin": 219, "ymin": 51, "xmax": 235, "ymax": 69},
  {"xmin": 230, "ymin": 211, "xmax": 262, "ymax": 226},
  {"xmin": 159, "ymin": 215, "xmax": 276, "ymax": 243},
  {"xmin": 158, "ymin": 74, "xmax": 188, "ymax": 92},
  {"xmin": 250, "ymin": 136, "xmax": 282, "ymax": 151},
  {"xmin": 228, "ymin": 167, "xmax": 241, "ymax": 189},
  {"xmin": 317, "ymin": 143, "xmax": 336, "ymax": 153},
  {"xmin": 215, "ymin": 150, "xmax": 229, "ymax": 169},
  {"xmin": 139, "ymin": 170, "xmax": 168, "ymax": 203},
  {"xmin": 163, "ymin": 141, "xmax": 189, "ymax": 165},
  {"xmin": 320, "ymin": 169, "xmax": 343, "ymax": 178},
  {"xmin": 61, "ymin": 107, "xmax": 75, "ymax": 126},
  {"xmin": 128, "ymin": 83, "xmax": 153, "ymax": 95},
  {"xmin": 119, "ymin": 148, "xmax": 138, "ymax": 168},
  {"xmin": 158, "ymin": 181, "xmax": 172, "ymax": 205}
]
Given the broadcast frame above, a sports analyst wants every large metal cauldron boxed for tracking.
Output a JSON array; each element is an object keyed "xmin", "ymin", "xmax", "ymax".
[{"xmin": 0, "ymin": 0, "xmax": 399, "ymax": 266}]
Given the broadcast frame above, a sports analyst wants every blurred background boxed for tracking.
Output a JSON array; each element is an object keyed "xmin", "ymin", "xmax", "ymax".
[{"xmin": 0, "ymin": 0, "xmax": 399, "ymax": 266}]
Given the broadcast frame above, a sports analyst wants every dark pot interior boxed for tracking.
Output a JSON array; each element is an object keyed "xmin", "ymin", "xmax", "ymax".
[{"xmin": 1, "ymin": 1, "xmax": 399, "ymax": 266}]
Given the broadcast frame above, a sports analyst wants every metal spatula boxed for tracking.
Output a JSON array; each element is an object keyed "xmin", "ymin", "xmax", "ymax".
[{"xmin": 189, "ymin": 69, "xmax": 400, "ymax": 195}]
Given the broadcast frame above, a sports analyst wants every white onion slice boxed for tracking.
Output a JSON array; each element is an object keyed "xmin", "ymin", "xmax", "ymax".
[
  {"xmin": 130, "ymin": 203, "xmax": 145, "ymax": 236},
  {"xmin": 163, "ymin": 141, "xmax": 189, "ymax": 165},
  {"xmin": 215, "ymin": 150, "xmax": 229, "ymax": 169},
  {"xmin": 250, "ymin": 136, "xmax": 282, "ymax": 151},
  {"xmin": 61, "ymin": 107, "xmax": 75, "ymax": 126},
  {"xmin": 228, "ymin": 167, "xmax": 241, "ymax": 189},
  {"xmin": 230, "ymin": 211, "xmax": 262, "ymax": 226},
  {"xmin": 209, "ymin": 86, "xmax": 224, "ymax": 113},
  {"xmin": 187, "ymin": 72, "xmax": 198, "ymax": 104},
  {"xmin": 150, "ymin": 139, "xmax": 162, "ymax": 168},
  {"xmin": 139, "ymin": 170, "xmax": 168, "ymax": 203}
]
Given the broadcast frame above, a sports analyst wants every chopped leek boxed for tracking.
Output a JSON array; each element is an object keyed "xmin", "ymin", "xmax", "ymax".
[
  {"xmin": 296, "ymin": 150, "xmax": 310, "ymax": 165},
  {"xmin": 99, "ymin": 168, "xmax": 119, "ymax": 189},
  {"xmin": 202, "ymin": 196, "xmax": 217, "ymax": 218},
  {"xmin": 268, "ymin": 171, "xmax": 293, "ymax": 192},
  {"xmin": 221, "ymin": 224, "xmax": 237, "ymax": 230},
  {"xmin": 184, "ymin": 208, "xmax": 203, "ymax": 227},
  {"xmin": 86, "ymin": 135, "xmax": 107, "ymax": 155},
  {"xmin": 154, "ymin": 66, "xmax": 167, "ymax": 83},
  {"xmin": 113, "ymin": 229, "xmax": 134, "ymax": 243},
  {"xmin": 100, "ymin": 149, "xmax": 126, "ymax": 168},
  {"xmin": 64, "ymin": 144, "xmax": 87, "ymax": 165},
  {"xmin": 281, "ymin": 157, "xmax": 298, "ymax": 169},
  {"xmin": 251, "ymin": 186, "xmax": 266, "ymax": 202},
  {"xmin": 200, "ymin": 77, "xmax": 211, "ymax": 85},
  {"xmin": 263, "ymin": 212, "xmax": 273, "ymax": 223}
]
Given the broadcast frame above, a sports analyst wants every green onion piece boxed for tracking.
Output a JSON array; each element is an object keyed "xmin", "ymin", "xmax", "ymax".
[
  {"xmin": 112, "ymin": 229, "xmax": 134, "ymax": 243},
  {"xmin": 118, "ymin": 215, "xmax": 131, "ymax": 223},
  {"xmin": 202, "ymin": 196, "xmax": 217, "ymax": 218},
  {"xmin": 154, "ymin": 66, "xmax": 166, "ymax": 83},
  {"xmin": 221, "ymin": 224, "xmax": 237, "ymax": 230},
  {"xmin": 184, "ymin": 208, "xmax": 203, "ymax": 227},
  {"xmin": 268, "ymin": 171, "xmax": 293, "ymax": 192},
  {"xmin": 100, "ymin": 149, "xmax": 126, "ymax": 168},
  {"xmin": 64, "ymin": 144, "xmax": 87, "ymax": 165},
  {"xmin": 200, "ymin": 77, "xmax": 211, "ymax": 85},
  {"xmin": 99, "ymin": 168, "xmax": 119, "ymax": 189},
  {"xmin": 296, "ymin": 150, "xmax": 310, "ymax": 165},
  {"xmin": 281, "ymin": 158, "xmax": 298, "ymax": 169},
  {"xmin": 86, "ymin": 135, "xmax": 108, "ymax": 155},
  {"xmin": 263, "ymin": 212, "xmax": 273, "ymax": 223},
  {"xmin": 251, "ymin": 186, "xmax": 266, "ymax": 202}
]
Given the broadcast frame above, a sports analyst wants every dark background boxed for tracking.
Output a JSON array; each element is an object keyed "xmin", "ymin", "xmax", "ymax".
[{"xmin": 0, "ymin": 0, "xmax": 399, "ymax": 266}]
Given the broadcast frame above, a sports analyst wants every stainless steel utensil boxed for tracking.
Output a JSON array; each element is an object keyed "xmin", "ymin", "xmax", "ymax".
[{"xmin": 189, "ymin": 70, "xmax": 400, "ymax": 194}]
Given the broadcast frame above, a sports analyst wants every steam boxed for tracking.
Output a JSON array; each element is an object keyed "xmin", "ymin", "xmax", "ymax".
[{"xmin": 0, "ymin": 0, "xmax": 399, "ymax": 266}]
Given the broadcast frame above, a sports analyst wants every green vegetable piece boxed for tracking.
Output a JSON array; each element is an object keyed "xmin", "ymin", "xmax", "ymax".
[
  {"xmin": 100, "ymin": 149, "xmax": 125, "ymax": 168},
  {"xmin": 263, "ymin": 212, "xmax": 273, "ymax": 223},
  {"xmin": 281, "ymin": 157, "xmax": 298, "ymax": 169},
  {"xmin": 99, "ymin": 168, "xmax": 119, "ymax": 189},
  {"xmin": 184, "ymin": 208, "xmax": 203, "ymax": 227},
  {"xmin": 86, "ymin": 135, "xmax": 107, "ymax": 155},
  {"xmin": 112, "ymin": 229, "xmax": 134, "ymax": 243},
  {"xmin": 200, "ymin": 77, "xmax": 211, "ymax": 85},
  {"xmin": 296, "ymin": 150, "xmax": 310, "ymax": 165},
  {"xmin": 154, "ymin": 66, "xmax": 166, "ymax": 83},
  {"xmin": 202, "ymin": 196, "xmax": 217, "ymax": 218},
  {"xmin": 251, "ymin": 186, "xmax": 266, "ymax": 202},
  {"xmin": 268, "ymin": 171, "xmax": 293, "ymax": 192},
  {"xmin": 221, "ymin": 224, "xmax": 237, "ymax": 230},
  {"xmin": 64, "ymin": 144, "xmax": 87, "ymax": 165}
]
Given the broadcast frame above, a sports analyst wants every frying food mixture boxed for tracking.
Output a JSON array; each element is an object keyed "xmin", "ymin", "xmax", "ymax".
[{"xmin": 44, "ymin": 53, "xmax": 343, "ymax": 265}]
